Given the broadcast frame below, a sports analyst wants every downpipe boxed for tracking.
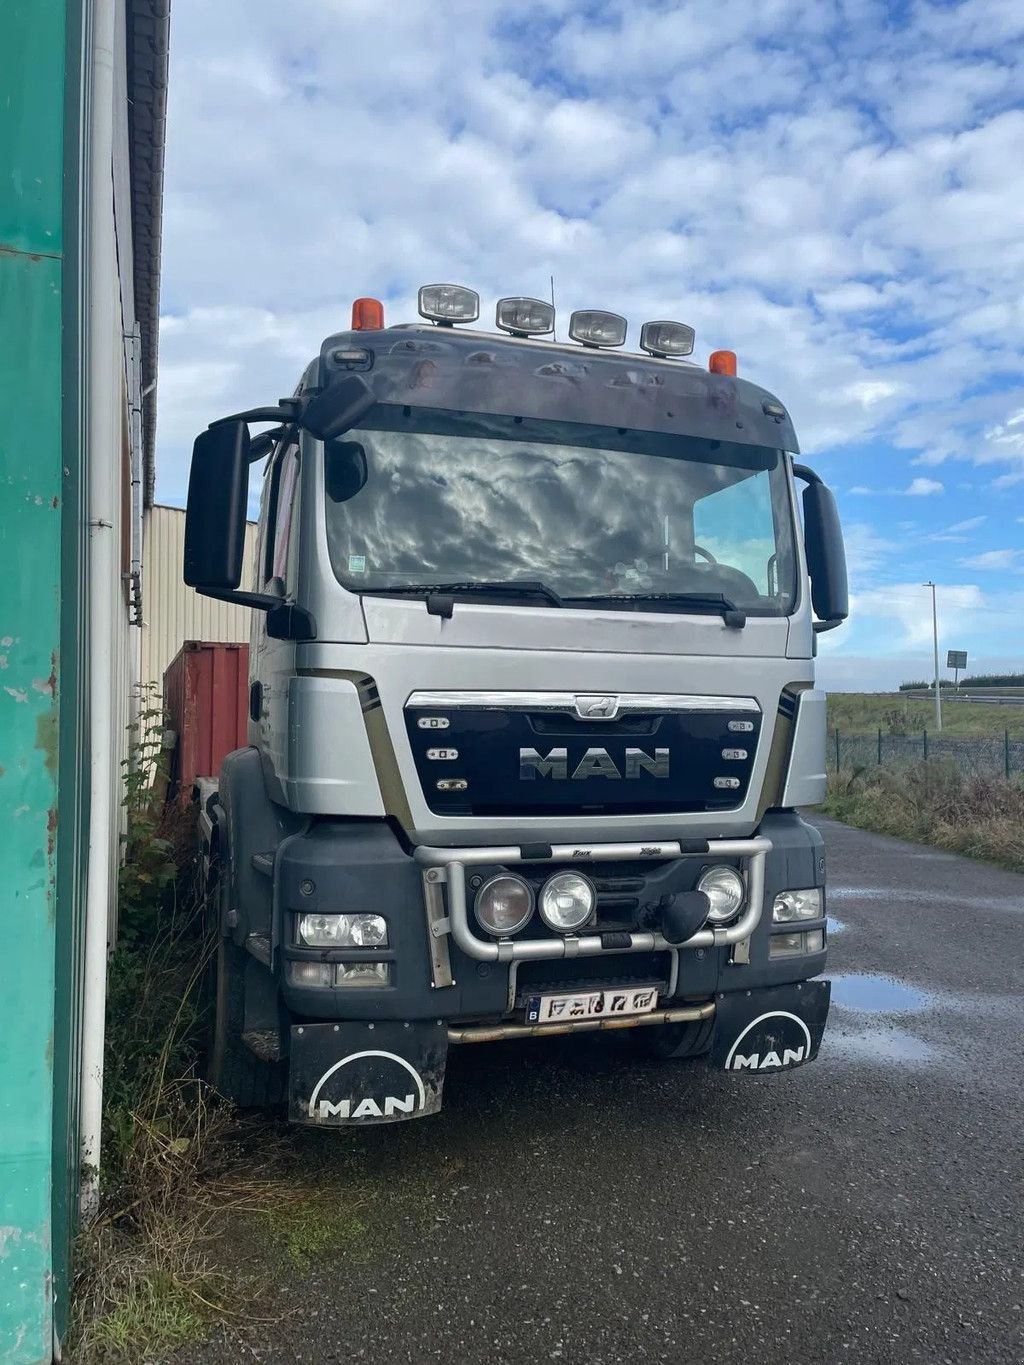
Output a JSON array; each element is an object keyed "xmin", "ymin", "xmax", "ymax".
[{"xmin": 79, "ymin": 0, "xmax": 118, "ymax": 1223}]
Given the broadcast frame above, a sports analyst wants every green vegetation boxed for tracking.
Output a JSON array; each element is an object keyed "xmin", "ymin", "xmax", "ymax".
[
  {"xmin": 823, "ymin": 765, "xmax": 1024, "ymax": 873},
  {"xmin": 827, "ymin": 692, "xmax": 1024, "ymax": 738},
  {"xmin": 260, "ymin": 1195, "xmax": 370, "ymax": 1267},
  {"xmin": 899, "ymin": 672, "xmax": 1024, "ymax": 691},
  {"xmin": 70, "ymin": 697, "xmax": 238, "ymax": 1363}
]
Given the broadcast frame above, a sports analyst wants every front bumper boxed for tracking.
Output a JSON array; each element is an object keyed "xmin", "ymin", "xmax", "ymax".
[{"xmin": 287, "ymin": 978, "xmax": 831, "ymax": 1124}]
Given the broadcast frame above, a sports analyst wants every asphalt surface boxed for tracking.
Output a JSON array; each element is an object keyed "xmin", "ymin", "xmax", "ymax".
[{"xmin": 181, "ymin": 818, "xmax": 1024, "ymax": 1365}]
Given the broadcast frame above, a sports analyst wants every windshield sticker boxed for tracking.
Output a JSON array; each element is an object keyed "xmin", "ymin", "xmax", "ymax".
[{"xmin": 348, "ymin": 554, "xmax": 367, "ymax": 574}]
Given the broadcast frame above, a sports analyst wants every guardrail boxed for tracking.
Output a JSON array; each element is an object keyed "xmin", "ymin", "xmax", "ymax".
[{"xmin": 900, "ymin": 688, "xmax": 1024, "ymax": 705}]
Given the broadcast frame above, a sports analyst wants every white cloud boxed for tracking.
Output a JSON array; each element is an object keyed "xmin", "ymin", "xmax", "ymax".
[
  {"xmin": 946, "ymin": 516, "xmax": 987, "ymax": 533},
  {"xmin": 849, "ymin": 582, "xmax": 988, "ymax": 651},
  {"xmin": 153, "ymin": 0, "xmax": 1024, "ymax": 682},
  {"xmin": 959, "ymin": 549, "xmax": 1022, "ymax": 570}
]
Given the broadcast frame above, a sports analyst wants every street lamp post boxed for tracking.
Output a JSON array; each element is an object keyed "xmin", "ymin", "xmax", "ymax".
[{"xmin": 922, "ymin": 581, "xmax": 942, "ymax": 731}]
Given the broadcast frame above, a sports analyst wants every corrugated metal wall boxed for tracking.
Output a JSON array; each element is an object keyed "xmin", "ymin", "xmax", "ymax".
[{"xmin": 141, "ymin": 503, "xmax": 257, "ymax": 701}]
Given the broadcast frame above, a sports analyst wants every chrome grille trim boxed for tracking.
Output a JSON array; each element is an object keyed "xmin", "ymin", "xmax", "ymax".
[{"xmin": 406, "ymin": 690, "xmax": 761, "ymax": 715}]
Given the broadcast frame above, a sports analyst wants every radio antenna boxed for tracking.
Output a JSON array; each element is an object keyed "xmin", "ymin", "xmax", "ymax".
[{"xmin": 550, "ymin": 275, "xmax": 556, "ymax": 340}]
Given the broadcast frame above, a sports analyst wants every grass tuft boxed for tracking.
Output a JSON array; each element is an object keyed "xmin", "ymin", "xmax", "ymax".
[{"xmin": 823, "ymin": 764, "xmax": 1024, "ymax": 872}]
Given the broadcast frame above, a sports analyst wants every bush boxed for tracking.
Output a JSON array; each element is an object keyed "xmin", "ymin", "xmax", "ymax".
[{"xmin": 823, "ymin": 764, "xmax": 1024, "ymax": 872}]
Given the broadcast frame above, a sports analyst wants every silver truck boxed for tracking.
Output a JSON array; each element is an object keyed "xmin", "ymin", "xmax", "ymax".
[{"xmin": 183, "ymin": 285, "xmax": 847, "ymax": 1125}]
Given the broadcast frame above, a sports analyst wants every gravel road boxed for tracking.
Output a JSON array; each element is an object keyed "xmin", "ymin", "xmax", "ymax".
[{"xmin": 179, "ymin": 818, "xmax": 1024, "ymax": 1365}]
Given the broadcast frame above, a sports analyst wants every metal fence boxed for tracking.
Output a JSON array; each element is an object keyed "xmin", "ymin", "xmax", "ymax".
[{"xmin": 829, "ymin": 730, "xmax": 1024, "ymax": 779}]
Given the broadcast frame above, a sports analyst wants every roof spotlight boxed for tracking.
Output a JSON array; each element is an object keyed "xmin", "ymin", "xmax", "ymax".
[
  {"xmin": 639, "ymin": 320, "xmax": 695, "ymax": 358},
  {"xmin": 418, "ymin": 283, "xmax": 480, "ymax": 326},
  {"xmin": 496, "ymin": 297, "xmax": 555, "ymax": 337},
  {"xmin": 568, "ymin": 309, "xmax": 627, "ymax": 349}
]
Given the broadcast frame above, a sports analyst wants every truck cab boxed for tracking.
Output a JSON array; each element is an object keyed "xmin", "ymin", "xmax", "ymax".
[{"xmin": 184, "ymin": 286, "xmax": 847, "ymax": 1124}]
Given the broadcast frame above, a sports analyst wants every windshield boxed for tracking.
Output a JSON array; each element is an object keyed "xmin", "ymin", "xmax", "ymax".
[{"xmin": 321, "ymin": 408, "xmax": 798, "ymax": 614}]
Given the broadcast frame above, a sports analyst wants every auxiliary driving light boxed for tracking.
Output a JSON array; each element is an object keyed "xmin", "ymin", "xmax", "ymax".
[
  {"xmin": 639, "ymin": 320, "xmax": 695, "ymax": 358},
  {"xmin": 773, "ymin": 888, "xmax": 823, "ymax": 923},
  {"xmin": 568, "ymin": 309, "xmax": 627, "ymax": 349},
  {"xmin": 474, "ymin": 874, "xmax": 534, "ymax": 937},
  {"xmin": 696, "ymin": 865, "xmax": 745, "ymax": 924},
  {"xmin": 496, "ymin": 296, "xmax": 555, "ymax": 336},
  {"xmin": 418, "ymin": 283, "xmax": 479, "ymax": 325},
  {"xmin": 296, "ymin": 913, "xmax": 389, "ymax": 948},
  {"xmin": 539, "ymin": 871, "xmax": 596, "ymax": 933},
  {"xmin": 769, "ymin": 929, "xmax": 825, "ymax": 958},
  {"xmin": 336, "ymin": 962, "xmax": 392, "ymax": 987}
]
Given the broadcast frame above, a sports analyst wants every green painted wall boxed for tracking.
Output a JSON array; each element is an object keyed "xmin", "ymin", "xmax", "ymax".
[{"xmin": 0, "ymin": 2, "xmax": 71, "ymax": 1360}]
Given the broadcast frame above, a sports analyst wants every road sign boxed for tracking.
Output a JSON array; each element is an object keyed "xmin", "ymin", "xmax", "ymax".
[{"xmin": 947, "ymin": 650, "xmax": 967, "ymax": 669}]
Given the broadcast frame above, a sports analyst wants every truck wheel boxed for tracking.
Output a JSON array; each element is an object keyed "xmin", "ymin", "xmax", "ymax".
[
  {"xmin": 207, "ymin": 935, "xmax": 286, "ymax": 1109},
  {"xmin": 204, "ymin": 826, "xmax": 285, "ymax": 1109},
  {"xmin": 632, "ymin": 1016, "xmax": 715, "ymax": 1062}
]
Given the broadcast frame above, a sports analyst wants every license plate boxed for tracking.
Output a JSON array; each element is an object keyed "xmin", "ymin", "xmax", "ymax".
[{"xmin": 525, "ymin": 986, "xmax": 660, "ymax": 1025}]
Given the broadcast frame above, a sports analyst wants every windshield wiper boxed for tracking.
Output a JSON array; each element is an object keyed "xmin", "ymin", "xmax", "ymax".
[
  {"xmin": 359, "ymin": 580, "xmax": 566, "ymax": 618},
  {"xmin": 565, "ymin": 592, "xmax": 747, "ymax": 628}
]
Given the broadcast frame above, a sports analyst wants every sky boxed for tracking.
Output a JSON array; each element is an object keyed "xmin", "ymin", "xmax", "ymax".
[{"xmin": 157, "ymin": 0, "xmax": 1024, "ymax": 690}]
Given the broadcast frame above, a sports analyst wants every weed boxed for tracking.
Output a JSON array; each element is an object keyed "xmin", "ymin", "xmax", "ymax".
[
  {"xmin": 823, "ymin": 764, "xmax": 1024, "ymax": 872},
  {"xmin": 260, "ymin": 1195, "xmax": 371, "ymax": 1267}
]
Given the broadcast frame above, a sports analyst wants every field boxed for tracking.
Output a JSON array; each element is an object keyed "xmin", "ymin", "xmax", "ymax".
[{"xmin": 826, "ymin": 692, "xmax": 1024, "ymax": 738}]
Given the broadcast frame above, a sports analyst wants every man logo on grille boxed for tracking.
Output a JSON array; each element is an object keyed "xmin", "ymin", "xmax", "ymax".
[{"xmin": 575, "ymin": 695, "xmax": 620, "ymax": 720}]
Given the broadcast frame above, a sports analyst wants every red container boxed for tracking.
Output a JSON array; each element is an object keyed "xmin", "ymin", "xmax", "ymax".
[{"xmin": 163, "ymin": 641, "xmax": 249, "ymax": 798}]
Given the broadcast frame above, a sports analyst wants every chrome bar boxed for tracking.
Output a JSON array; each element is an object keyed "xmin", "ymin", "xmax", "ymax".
[
  {"xmin": 418, "ymin": 837, "xmax": 771, "ymax": 964},
  {"xmin": 408, "ymin": 690, "xmax": 760, "ymax": 714},
  {"xmin": 448, "ymin": 1001, "xmax": 715, "ymax": 1044}
]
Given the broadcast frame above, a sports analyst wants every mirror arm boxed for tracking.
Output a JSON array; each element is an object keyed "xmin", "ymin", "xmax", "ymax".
[
  {"xmin": 812, "ymin": 618, "xmax": 844, "ymax": 634},
  {"xmin": 192, "ymin": 587, "xmax": 317, "ymax": 640},
  {"xmin": 195, "ymin": 586, "xmax": 281, "ymax": 610},
  {"xmin": 210, "ymin": 400, "xmax": 302, "ymax": 429},
  {"xmin": 792, "ymin": 462, "xmax": 821, "ymax": 485}
]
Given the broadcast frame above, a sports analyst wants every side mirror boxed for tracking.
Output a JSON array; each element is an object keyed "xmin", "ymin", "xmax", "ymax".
[
  {"xmin": 800, "ymin": 475, "xmax": 848, "ymax": 628},
  {"xmin": 184, "ymin": 421, "xmax": 249, "ymax": 589},
  {"xmin": 301, "ymin": 374, "xmax": 375, "ymax": 442}
]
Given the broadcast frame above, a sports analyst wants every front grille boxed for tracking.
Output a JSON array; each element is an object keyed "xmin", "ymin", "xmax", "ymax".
[{"xmin": 405, "ymin": 697, "xmax": 762, "ymax": 817}]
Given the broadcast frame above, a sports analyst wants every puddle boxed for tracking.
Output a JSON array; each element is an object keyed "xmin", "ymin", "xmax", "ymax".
[
  {"xmin": 826, "ymin": 915, "xmax": 846, "ymax": 934},
  {"xmin": 830, "ymin": 973, "xmax": 931, "ymax": 1014},
  {"xmin": 825, "ymin": 1025, "xmax": 938, "ymax": 1067}
]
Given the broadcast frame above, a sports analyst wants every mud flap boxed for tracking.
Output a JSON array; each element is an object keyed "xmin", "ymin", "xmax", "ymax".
[
  {"xmin": 289, "ymin": 1020, "xmax": 448, "ymax": 1125},
  {"xmin": 712, "ymin": 979, "xmax": 831, "ymax": 1074}
]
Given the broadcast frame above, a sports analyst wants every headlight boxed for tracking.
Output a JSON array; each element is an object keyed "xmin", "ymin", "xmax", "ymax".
[
  {"xmin": 474, "ymin": 875, "xmax": 534, "ymax": 937},
  {"xmin": 296, "ymin": 913, "xmax": 389, "ymax": 948},
  {"xmin": 773, "ymin": 889, "xmax": 823, "ymax": 923},
  {"xmin": 696, "ymin": 865, "xmax": 745, "ymax": 924},
  {"xmin": 539, "ymin": 871, "xmax": 596, "ymax": 933}
]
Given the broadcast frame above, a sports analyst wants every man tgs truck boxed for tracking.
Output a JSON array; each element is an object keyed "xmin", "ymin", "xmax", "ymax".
[{"xmin": 183, "ymin": 285, "xmax": 848, "ymax": 1125}]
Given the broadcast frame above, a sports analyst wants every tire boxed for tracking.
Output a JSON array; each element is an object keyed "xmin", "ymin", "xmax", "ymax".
[
  {"xmin": 632, "ymin": 1015, "xmax": 715, "ymax": 1062},
  {"xmin": 204, "ymin": 823, "xmax": 285, "ymax": 1109},
  {"xmin": 207, "ymin": 934, "xmax": 286, "ymax": 1109}
]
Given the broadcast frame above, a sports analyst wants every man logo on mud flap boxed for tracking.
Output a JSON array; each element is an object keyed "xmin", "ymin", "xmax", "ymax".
[
  {"xmin": 307, "ymin": 1050, "xmax": 427, "ymax": 1122},
  {"xmin": 724, "ymin": 1012, "xmax": 813, "ymax": 1073}
]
